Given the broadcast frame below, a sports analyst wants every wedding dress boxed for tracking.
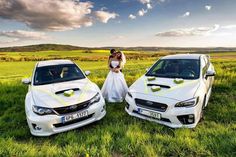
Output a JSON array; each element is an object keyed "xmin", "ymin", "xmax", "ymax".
[{"xmin": 101, "ymin": 60, "xmax": 128, "ymax": 102}]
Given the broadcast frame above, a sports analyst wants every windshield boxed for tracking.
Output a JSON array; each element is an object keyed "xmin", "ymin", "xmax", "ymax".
[
  {"xmin": 146, "ymin": 59, "xmax": 200, "ymax": 79},
  {"xmin": 34, "ymin": 64, "xmax": 85, "ymax": 85}
]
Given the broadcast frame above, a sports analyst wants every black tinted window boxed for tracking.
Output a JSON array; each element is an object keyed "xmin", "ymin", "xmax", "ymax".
[
  {"xmin": 34, "ymin": 64, "xmax": 85, "ymax": 85},
  {"xmin": 146, "ymin": 59, "xmax": 200, "ymax": 79}
]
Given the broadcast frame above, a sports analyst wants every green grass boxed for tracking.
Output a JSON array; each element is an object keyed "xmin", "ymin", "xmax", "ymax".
[{"xmin": 0, "ymin": 51, "xmax": 235, "ymax": 157}]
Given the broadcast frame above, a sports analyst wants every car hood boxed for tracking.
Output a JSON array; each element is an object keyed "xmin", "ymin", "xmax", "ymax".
[
  {"xmin": 129, "ymin": 75, "xmax": 200, "ymax": 101},
  {"xmin": 30, "ymin": 79, "xmax": 99, "ymax": 108}
]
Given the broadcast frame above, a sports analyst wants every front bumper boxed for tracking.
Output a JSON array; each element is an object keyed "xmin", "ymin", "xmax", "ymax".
[
  {"xmin": 26, "ymin": 98, "xmax": 106, "ymax": 136},
  {"xmin": 125, "ymin": 93, "xmax": 201, "ymax": 128}
]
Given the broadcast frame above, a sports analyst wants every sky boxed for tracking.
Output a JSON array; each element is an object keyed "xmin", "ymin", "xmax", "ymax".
[{"xmin": 0, "ymin": 0, "xmax": 236, "ymax": 48}]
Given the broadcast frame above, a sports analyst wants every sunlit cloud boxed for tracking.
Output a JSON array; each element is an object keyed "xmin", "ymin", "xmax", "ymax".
[
  {"xmin": 129, "ymin": 14, "xmax": 136, "ymax": 20},
  {"xmin": 139, "ymin": 0, "xmax": 151, "ymax": 4},
  {"xmin": 94, "ymin": 10, "xmax": 119, "ymax": 23},
  {"xmin": 221, "ymin": 25, "xmax": 236, "ymax": 29},
  {"xmin": 0, "ymin": 0, "xmax": 94, "ymax": 31},
  {"xmin": 147, "ymin": 3, "xmax": 152, "ymax": 9},
  {"xmin": 181, "ymin": 11, "xmax": 190, "ymax": 17},
  {"xmin": 156, "ymin": 25, "xmax": 220, "ymax": 37},
  {"xmin": 205, "ymin": 5, "xmax": 212, "ymax": 11},
  {"xmin": 138, "ymin": 9, "xmax": 148, "ymax": 16},
  {"xmin": 0, "ymin": 30, "xmax": 48, "ymax": 43}
]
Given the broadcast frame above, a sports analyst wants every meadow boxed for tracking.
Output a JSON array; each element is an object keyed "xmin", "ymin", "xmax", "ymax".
[{"xmin": 0, "ymin": 50, "xmax": 235, "ymax": 157}]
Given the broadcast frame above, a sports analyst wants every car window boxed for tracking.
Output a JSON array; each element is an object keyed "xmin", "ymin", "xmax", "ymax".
[
  {"xmin": 34, "ymin": 64, "xmax": 85, "ymax": 85},
  {"xmin": 146, "ymin": 59, "xmax": 200, "ymax": 79}
]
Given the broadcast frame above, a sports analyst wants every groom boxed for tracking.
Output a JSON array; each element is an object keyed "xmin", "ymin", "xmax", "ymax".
[
  {"xmin": 109, "ymin": 49, "xmax": 116, "ymax": 59},
  {"xmin": 109, "ymin": 49, "xmax": 125, "ymax": 72}
]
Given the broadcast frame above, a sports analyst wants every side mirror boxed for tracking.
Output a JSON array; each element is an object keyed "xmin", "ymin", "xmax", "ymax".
[
  {"xmin": 206, "ymin": 70, "xmax": 215, "ymax": 78},
  {"xmin": 84, "ymin": 71, "xmax": 91, "ymax": 76},
  {"xmin": 22, "ymin": 78, "xmax": 31, "ymax": 85}
]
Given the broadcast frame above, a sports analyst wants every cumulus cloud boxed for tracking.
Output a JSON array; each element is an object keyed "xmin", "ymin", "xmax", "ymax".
[
  {"xmin": 0, "ymin": 30, "xmax": 48, "ymax": 43},
  {"xmin": 147, "ymin": 3, "xmax": 152, "ymax": 9},
  {"xmin": 205, "ymin": 5, "xmax": 212, "ymax": 11},
  {"xmin": 0, "ymin": 0, "xmax": 94, "ymax": 31},
  {"xmin": 138, "ymin": 9, "xmax": 148, "ymax": 16},
  {"xmin": 181, "ymin": 11, "xmax": 190, "ymax": 17},
  {"xmin": 139, "ymin": 0, "xmax": 151, "ymax": 4},
  {"xmin": 129, "ymin": 14, "xmax": 136, "ymax": 20},
  {"xmin": 221, "ymin": 25, "xmax": 236, "ymax": 29},
  {"xmin": 128, "ymin": 0, "xmax": 165, "ymax": 20},
  {"xmin": 94, "ymin": 10, "xmax": 118, "ymax": 23},
  {"xmin": 156, "ymin": 25, "xmax": 220, "ymax": 37}
]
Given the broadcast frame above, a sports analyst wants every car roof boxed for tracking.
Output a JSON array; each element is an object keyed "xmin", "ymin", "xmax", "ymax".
[
  {"xmin": 162, "ymin": 54, "xmax": 203, "ymax": 60},
  {"xmin": 37, "ymin": 60, "xmax": 74, "ymax": 67}
]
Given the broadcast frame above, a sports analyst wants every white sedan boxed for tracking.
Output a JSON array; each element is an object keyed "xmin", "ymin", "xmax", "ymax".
[
  {"xmin": 125, "ymin": 54, "xmax": 215, "ymax": 128},
  {"xmin": 22, "ymin": 60, "xmax": 106, "ymax": 136}
]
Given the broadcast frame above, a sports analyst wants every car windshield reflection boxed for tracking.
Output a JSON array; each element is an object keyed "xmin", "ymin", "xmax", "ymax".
[
  {"xmin": 34, "ymin": 64, "xmax": 85, "ymax": 85},
  {"xmin": 146, "ymin": 59, "xmax": 200, "ymax": 79}
]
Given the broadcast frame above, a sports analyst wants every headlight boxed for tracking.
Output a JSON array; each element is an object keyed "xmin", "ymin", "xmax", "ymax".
[
  {"xmin": 175, "ymin": 97, "xmax": 199, "ymax": 107},
  {"xmin": 127, "ymin": 92, "xmax": 133, "ymax": 98},
  {"xmin": 32, "ymin": 106, "xmax": 54, "ymax": 115},
  {"xmin": 90, "ymin": 93, "xmax": 101, "ymax": 105}
]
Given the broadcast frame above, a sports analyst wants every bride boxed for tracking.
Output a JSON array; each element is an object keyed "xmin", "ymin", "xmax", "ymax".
[{"xmin": 101, "ymin": 51, "xmax": 128, "ymax": 102}]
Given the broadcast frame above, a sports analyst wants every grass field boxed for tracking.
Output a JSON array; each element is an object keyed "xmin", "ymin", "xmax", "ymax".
[{"xmin": 0, "ymin": 50, "xmax": 235, "ymax": 157}]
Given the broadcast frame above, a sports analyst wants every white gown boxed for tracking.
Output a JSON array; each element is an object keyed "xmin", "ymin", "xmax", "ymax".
[{"xmin": 101, "ymin": 60, "xmax": 128, "ymax": 102}]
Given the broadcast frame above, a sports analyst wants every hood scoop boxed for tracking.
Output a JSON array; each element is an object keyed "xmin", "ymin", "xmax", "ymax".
[
  {"xmin": 147, "ymin": 84, "xmax": 171, "ymax": 89},
  {"xmin": 55, "ymin": 88, "xmax": 80, "ymax": 95}
]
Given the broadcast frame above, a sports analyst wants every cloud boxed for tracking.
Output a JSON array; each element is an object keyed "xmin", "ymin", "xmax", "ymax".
[
  {"xmin": 129, "ymin": 14, "xmax": 136, "ymax": 20},
  {"xmin": 138, "ymin": 9, "xmax": 148, "ymax": 16},
  {"xmin": 147, "ymin": 3, "xmax": 152, "ymax": 9},
  {"xmin": 156, "ymin": 25, "xmax": 220, "ymax": 37},
  {"xmin": 0, "ymin": 38, "xmax": 19, "ymax": 44},
  {"xmin": 205, "ymin": 5, "xmax": 212, "ymax": 11},
  {"xmin": 0, "ymin": 30, "xmax": 48, "ymax": 43},
  {"xmin": 139, "ymin": 0, "xmax": 151, "ymax": 4},
  {"xmin": 181, "ymin": 11, "xmax": 190, "ymax": 17},
  {"xmin": 221, "ymin": 25, "xmax": 236, "ymax": 29},
  {"xmin": 111, "ymin": 35, "xmax": 125, "ymax": 39},
  {"xmin": 0, "ymin": 0, "xmax": 94, "ymax": 31},
  {"xmin": 94, "ymin": 10, "xmax": 118, "ymax": 23}
]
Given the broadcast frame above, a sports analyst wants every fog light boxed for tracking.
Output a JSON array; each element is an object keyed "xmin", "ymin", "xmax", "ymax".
[
  {"xmin": 32, "ymin": 123, "xmax": 42, "ymax": 131},
  {"xmin": 177, "ymin": 114, "xmax": 195, "ymax": 124},
  {"xmin": 126, "ymin": 102, "xmax": 130, "ymax": 109},
  {"xmin": 101, "ymin": 105, "xmax": 106, "ymax": 112},
  {"xmin": 188, "ymin": 115, "xmax": 194, "ymax": 123}
]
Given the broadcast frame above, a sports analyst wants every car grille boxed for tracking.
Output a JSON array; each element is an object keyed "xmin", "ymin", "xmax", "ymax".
[
  {"xmin": 53, "ymin": 113, "xmax": 94, "ymax": 128},
  {"xmin": 135, "ymin": 98, "xmax": 168, "ymax": 112},
  {"xmin": 53, "ymin": 100, "xmax": 90, "ymax": 115}
]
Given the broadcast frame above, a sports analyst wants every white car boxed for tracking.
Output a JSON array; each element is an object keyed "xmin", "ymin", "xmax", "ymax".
[
  {"xmin": 22, "ymin": 60, "xmax": 106, "ymax": 136},
  {"xmin": 125, "ymin": 54, "xmax": 215, "ymax": 128}
]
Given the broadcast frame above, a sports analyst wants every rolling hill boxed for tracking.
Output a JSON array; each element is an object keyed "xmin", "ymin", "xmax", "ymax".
[{"xmin": 0, "ymin": 44, "xmax": 236, "ymax": 52}]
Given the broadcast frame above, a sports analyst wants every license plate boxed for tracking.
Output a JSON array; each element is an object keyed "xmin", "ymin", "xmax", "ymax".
[
  {"xmin": 61, "ymin": 110, "xmax": 88, "ymax": 123},
  {"xmin": 138, "ymin": 108, "xmax": 161, "ymax": 120}
]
